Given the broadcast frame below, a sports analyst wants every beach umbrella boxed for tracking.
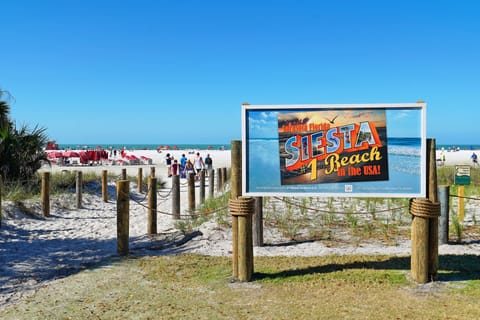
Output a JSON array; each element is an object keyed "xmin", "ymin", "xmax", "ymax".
[
  {"xmin": 47, "ymin": 151, "xmax": 64, "ymax": 159},
  {"xmin": 63, "ymin": 151, "xmax": 80, "ymax": 158}
]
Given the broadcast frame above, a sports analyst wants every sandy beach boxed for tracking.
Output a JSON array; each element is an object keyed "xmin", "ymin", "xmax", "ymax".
[{"xmin": 1, "ymin": 147, "xmax": 480, "ymax": 307}]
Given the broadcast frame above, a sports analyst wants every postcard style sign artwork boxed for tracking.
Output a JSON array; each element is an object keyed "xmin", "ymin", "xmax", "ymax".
[{"xmin": 242, "ymin": 103, "xmax": 426, "ymax": 197}]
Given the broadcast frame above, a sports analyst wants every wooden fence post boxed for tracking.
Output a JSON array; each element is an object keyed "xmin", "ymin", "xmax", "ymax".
[
  {"xmin": 76, "ymin": 171, "xmax": 82, "ymax": 209},
  {"xmin": 172, "ymin": 174, "xmax": 180, "ymax": 219},
  {"xmin": 438, "ymin": 185, "xmax": 450, "ymax": 244},
  {"xmin": 187, "ymin": 172, "xmax": 195, "ymax": 213},
  {"xmin": 41, "ymin": 172, "xmax": 50, "ymax": 217},
  {"xmin": 253, "ymin": 197, "xmax": 264, "ymax": 247},
  {"xmin": 102, "ymin": 170, "xmax": 108, "ymax": 202},
  {"xmin": 138, "ymin": 168, "xmax": 143, "ymax": 193},
  {"xmin": 216, "ymin": 168, "xmax": 222, "ymax": 192},
  {"xmin": 150, "ymin": 167, "xmax": 156, "ymax": 178},
  {"xmin": 148, "ymin": 177, "xmax": 157, "ymax": 234},
  {"xmin": 117, "ymin": 180, "xmax": 129, "ymax": 255},
  {"xmin": 222, "ymin": 167, "xmax": 228, "ymax": 187},
  {"xmin": 208, "ymin": 169, "xmax": 214, "ymax": 198},
  {"xmin": 199, "ymin": 170, "xmax": 205, "ymax": 204},
  {"xmin": 427, "ymin": 138, "xmax": 439, "ymax": 281},
  {"xmin": 121, "ymin": 168, "xmax": 127, "ymax": 180},
  {"xmin": 411, "ymin": 138, "xmax": 440, "ymax": 283},
  {"xmin": 229, "ymin": 197, "xmax": 254, "ymax": 282},
  {"xmin": 231, "ymin": 140, "xmax": 242, "ymax": 279}
]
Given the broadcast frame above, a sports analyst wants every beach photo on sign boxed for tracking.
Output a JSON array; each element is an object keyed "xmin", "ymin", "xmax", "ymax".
[{"xmin": 277, "ymin": 109, "xmax": 389, "ymax": 185}]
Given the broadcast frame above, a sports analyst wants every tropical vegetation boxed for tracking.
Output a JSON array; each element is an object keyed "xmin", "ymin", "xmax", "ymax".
[{"xmin": 0, "ymin": 89, "xmax": 48, "ymax": 183}]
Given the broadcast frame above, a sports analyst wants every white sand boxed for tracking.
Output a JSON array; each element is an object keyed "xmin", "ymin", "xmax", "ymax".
[{"xmin": 1, "ymin": 148, "xmax": 480, "ymax": 307}]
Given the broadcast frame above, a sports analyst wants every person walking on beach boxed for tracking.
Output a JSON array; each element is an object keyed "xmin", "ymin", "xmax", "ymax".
[
  {"xmin": 204, "ymin": 154, "xmax": 213, "ymax": 176},
  {"xmin": 184, "ymin": 159, "xmax": 195, "ymax": 179},
  {"xmin": 194, "ymin": 152, "xmax": 205, "ymax": 178},
  {"xmin": 471, "ymin": 152, "xmax": 478, "ymax": 167},
  {"xmin": 165, "ymin": 153, "xmax": 172, "ymax": 177},
  {"xmin": 171, "ymin": 159, "xmax": 179, "ymax": 176},
  {"xmin": 180, "ymin": 154, "xmax": 187, "ymax": 178}
]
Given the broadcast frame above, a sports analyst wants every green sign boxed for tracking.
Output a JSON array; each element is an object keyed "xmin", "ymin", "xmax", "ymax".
[{"xmin": 455, "ymin": 165, "xmax": 471, "ymax": 185}]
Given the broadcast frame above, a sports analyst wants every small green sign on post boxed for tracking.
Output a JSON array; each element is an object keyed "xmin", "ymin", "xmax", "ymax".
[{"xmin": 454, "ymin": 165, "xmax": 471, "ymax": 185}]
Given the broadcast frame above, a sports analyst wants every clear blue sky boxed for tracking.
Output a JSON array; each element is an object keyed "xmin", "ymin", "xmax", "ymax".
[{"xmin": 1, "ymin": 1, "xmax": 479, "ymax": 145}]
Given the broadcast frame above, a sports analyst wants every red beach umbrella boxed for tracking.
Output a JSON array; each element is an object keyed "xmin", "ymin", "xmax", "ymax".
[
  {"xmin": 47, "ymin": 151, "xmax": 64, "ymax": 159},
  {"xmin": 63, "ymin": 151, "xmax": 80, "ymax": 158}
]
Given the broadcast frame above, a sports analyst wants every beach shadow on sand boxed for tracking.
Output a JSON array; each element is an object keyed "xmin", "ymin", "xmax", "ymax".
[{"xmin": 253, "ymin": 254, "xmax": 480, "ymax": 283}]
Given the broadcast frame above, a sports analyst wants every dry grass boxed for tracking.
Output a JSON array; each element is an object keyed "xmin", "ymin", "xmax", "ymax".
[{"xmin": 1, "ymin": 254, "xmax": 480, "ymax": 320}]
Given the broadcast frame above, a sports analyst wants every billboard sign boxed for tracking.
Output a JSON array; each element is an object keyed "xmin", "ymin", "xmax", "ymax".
[{"xmin": 242, "ymin": 103, "xmax": 426, "ymax": 197}]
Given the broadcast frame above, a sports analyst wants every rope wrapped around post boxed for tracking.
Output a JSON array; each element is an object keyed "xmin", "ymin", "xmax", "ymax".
[
  {"xmin": 229, "ymin": 197, "xmax": 255, "ymax": 216},
  {"xmin": 409, "ymin": 198, "xmax": 441, "ymax": 218},
  {"xmin": 229, "ymin": 197, "xmax": 255, "ymax": 282}
]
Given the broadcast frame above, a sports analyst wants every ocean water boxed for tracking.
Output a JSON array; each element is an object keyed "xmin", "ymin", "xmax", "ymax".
[
  {"xmin": 246, "ymin": 137, "xmax": 423, "ymax": 196},
  {"xmin": 57, "ymin": 143, "xmax": 230, "ymax": 150}
]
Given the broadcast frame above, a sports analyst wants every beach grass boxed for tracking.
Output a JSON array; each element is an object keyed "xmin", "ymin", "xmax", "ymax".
[{"xmin": 1, "ymin": 254, "xmax": 479, "ymax": 319}]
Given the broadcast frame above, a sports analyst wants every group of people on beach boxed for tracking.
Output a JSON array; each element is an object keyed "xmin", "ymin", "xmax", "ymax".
[{"xmin": 165, "ymin": 152, "xmax": 213, "ymax": 179}]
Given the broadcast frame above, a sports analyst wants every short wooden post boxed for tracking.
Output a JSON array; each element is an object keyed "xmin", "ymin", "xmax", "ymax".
[
  {"xmin": 148, "ymin": 177, "xmax": 157, "ymax": 234},
  {"xmin": 208, "ymin": 169, "xmax": 214, "ymax": 198},
  {"xmin": 253, "ymin": 197, "xmax": 264, "ymax": 247},
  {"xmin": 229, "ymin": 197, "xmax": 255, "ymax": 282},
  {"xmin": 138, "ymin": 167, "xmax": 143, "ymax": 193},
  {"xmin": 172, "ymin": 175, "xmax": 180, "ymax": 219},
  {"xmin": 150, "ymin": 166, "xmax": 156, "ymax": 178},
  {"xmin": 427, "ymin": 138, "xmax": 439, "ymax": 281},
  {"xmin": 438, "ymin": 185, "xmax": 450, "ymax": 244},
  {"xmin": 199, "ymin": 170, "xmax": 205, "ymax": 204},
  {"xmin": 102, "ymin": 170, "xmax": 108, "ymax": 202},
  {"xmin": 187, "ymin": 172, "xmax": 195, "ymax": 213},
  {"xmin": 216, "ymin": 168, "xmax": 222, "ymax": 192},
  {"xmin": 117, "ymin": 180, "xmax": 129, "ymax": 255},
  {"xmin": 76, "ymin": 171, "xmax": 82, "ymax": 209},
  {"xmin": 458, "ymin": 185, "xmax": 465, "ymax": 222},
  {"xmin": 41, "ymin": 172, "xmax": 50, "ymax": 217},
  {"xmin": 121, "ymin": 168, "xmax": 127, "ymax": 180}
]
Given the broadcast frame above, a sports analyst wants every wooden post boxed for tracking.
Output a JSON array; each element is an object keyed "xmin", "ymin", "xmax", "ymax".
[
  {"xmin": 231, "ymin": 140, "xmax": 242, "ymax": 278},
  {"xmin": 121, "ymin": 168, "xmax": 127, "ymax": 180},
  {"xmin": 76, "ymin": 171, "xmax": 82, "ymax": 209},
  {"xmin": 229, "ymin": 197, "xmax": 255, "ymax": 282},
  {"xmin": 222, "ymin": 168, "xmax": 228, "ymax": 191},
  {"xmin": 148, "ymin": 177, "xmax": 157, "ymax": 234},
  {"xmin": 117, "ymin": 180, "xmax": 129, "ymax": 255},
  {"xmin": 427, "ymin": 138, "xmax": 439, "ymax": 281},
  {"xmin": 41, "ymin": 172, "xmax": 50, "ymax": 217},
  {"xmin": 208, "ymin": 169, "xmax": 214, "ymax": 198},
  {"xmin": 438, "ymin": 185, "xmax": 450, "ymax": 244},
  {"xmin": 216, "ymin": 168, "xmax": 222, "ymax": 192},
  {"xmin": 187, "ymin": 172, "xmax": 195, "ymax": 213},
  {"xmin": 411, "ymin": 214, "xmax": 429, "ymax": 283},
  {"xmin": 253, "ymin": 197, "xmax": 264, "ymax": 247},
  {"xmin": 102, "ymin": 170, "xmax": 108, "ymax": 202},
  {"xmin": 172, "ymin": 175, "xmax": 180, "ymax": 219},
  {"xmin": 138, "ymin": 167, "xmax": 143, "ymax": 193},
  {"xmin": 199, "ymin": 170, "xmax": 205, "ymax": 204},
  {"xmin": 458, "ymin": 185, "xmax": 465, "ymax": 222},
  {"xmin": 150, "ymin": 166, "xmax": 156, "ymax": 178}
]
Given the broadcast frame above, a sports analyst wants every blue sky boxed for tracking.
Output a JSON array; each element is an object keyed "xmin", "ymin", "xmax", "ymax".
[{"xmin": 1, "ymin": 1, "xmax": 479, "ymax": 145}]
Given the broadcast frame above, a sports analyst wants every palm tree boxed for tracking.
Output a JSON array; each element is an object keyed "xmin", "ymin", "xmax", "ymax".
[{"xmin": 0, "ymin": 89, "xmax": 48, "ymax": 182}]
